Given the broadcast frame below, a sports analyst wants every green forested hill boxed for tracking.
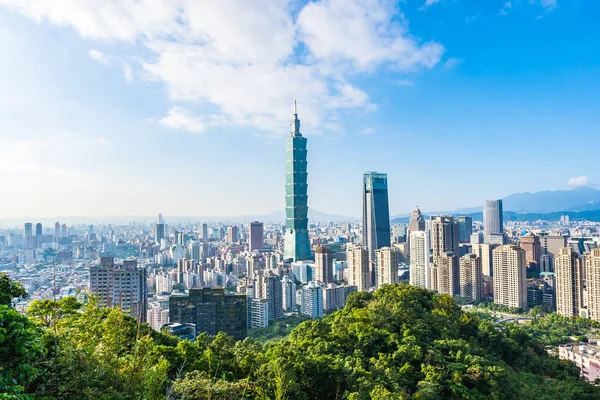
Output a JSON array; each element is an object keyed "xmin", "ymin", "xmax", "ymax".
[{"xmin": 2, "ymin": 277, "xmax": 599, "ymax": 399}]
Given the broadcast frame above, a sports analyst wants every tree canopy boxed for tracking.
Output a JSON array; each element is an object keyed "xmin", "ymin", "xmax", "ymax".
[
  {"xmin": 0, "ymin": 272, "xmax": 27, "ymax": 306},
  {"xmin": 2, "ymin": 284, "xmax": 600, "ymax": 399}
]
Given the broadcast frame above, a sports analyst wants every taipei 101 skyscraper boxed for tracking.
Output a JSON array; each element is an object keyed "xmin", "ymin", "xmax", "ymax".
[{"xmin": 283, "ymin": 102, "xmax": 311, "ymax": 262}]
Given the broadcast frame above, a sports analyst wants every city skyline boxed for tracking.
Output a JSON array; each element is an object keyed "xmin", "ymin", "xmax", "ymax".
[{"xmin": 1, "ymin": 1, "xmax": 600, "ymax": 218}]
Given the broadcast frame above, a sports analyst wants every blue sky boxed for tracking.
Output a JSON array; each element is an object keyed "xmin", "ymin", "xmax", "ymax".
[{"xmin": 0, "ymin": 0, "xmax": 599, "ymax": 218}]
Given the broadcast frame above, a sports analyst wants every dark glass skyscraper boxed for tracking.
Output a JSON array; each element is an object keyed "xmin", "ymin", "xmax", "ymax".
[
  {"xmin": 362, "ymin": 171, "xmax": 391, "ymax": 287},
  {"xmin": 284, "ymin": 102, "xmax": 311, "ymax": 262}
]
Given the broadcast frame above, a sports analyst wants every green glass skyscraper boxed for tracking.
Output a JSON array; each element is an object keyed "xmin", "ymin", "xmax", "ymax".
[{"xmin": 284, "ymin": 102, "xmax": 311, "ymax": 262}]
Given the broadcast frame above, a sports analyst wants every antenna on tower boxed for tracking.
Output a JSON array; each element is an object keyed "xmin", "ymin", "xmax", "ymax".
[{"xmin": 294, "ymin": 100, "xmax": 297, "ymax": 115}]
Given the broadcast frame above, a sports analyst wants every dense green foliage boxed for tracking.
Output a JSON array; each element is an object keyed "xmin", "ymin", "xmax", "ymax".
[
  {"xmin": 2, "ymin": 284, "xmax": 600, "ymax": 399},
  {"xmin": 520, "ymin": 313, "xmax": 600, "ymax": 346},
  {"xmin": 247, "ymin": 314, "xmax": 309, "ymax": 342},
  {"xmin": 0, "ymin": 305, "xmax": 45, "ymax": 396},
  {"xmin": 0, "ymin": 272, "xmax": 27, "ymax": 306}
]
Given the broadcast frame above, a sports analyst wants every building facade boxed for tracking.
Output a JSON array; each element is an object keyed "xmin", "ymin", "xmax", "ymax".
[
  {"xmin": 409, "ymin": 230, "xmax": 431, "ymax": 289},
  {"xmin": 483, "ymin": 199, "xmax": 503, "ymax": 244},
  {"xmin": 376, "ymin": 246, "xmax": 400, "ymax": 288},
  {"xmin": 431, "ymin": 252, "xmax": 459, "ymax": 296},
  {"xmin": 314, "ymin": 245, "xmax": 334, "ymax": 284},
  {"xmin": 300, "ymin": 281, "xmax": 323, "ymax": 319},
  {"xmin": 347, "ymin": 245, "xmax": 370, "ymax": 292},
  {"xmin": 169, "ymin": 287, "xmax": 247, "ymax": 340},
  {"xmin": 90, "ymin": 257, "xmax": 148, "ymax": 322},
  {"xmin": 283, "ymin": 102, "xmax": 311, "ymax": 262},
  {"xmin": 586, "ymin": 249, "xmax": 600, "ymax": 322},
  {"xmin": 362, "ymin": 171, "xmax": 391, "ymax": 287},
  {"xmin": 555, "ymin": 247, "xmax": 585, "ymax": 317},
  {"xmin": 430, "ymin": 216, "xmax": 459, "ymax": 257},
  {"xmin": 248, "ymin": 221, "xmax": 264, "ymax": 251},
  {"xmin": 492, "ymin": 245, "xmax": 527, "ymax": 309},
  {"xmin": 456, "ymin": 216, "xmax": 473, "ymax": 244},
  {"xmin": 459, "ymin": 253, "xmax": 482, "ymax": 301}
]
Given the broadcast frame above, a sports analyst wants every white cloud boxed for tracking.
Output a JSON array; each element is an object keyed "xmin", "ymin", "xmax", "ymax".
[
  {"xmin": 123, "ymin": 63, "xmax": 133, "ymax": 82},
  {"xmin": 158, "ymin": 107, "xmax": 229, "ymax": 134},
  {"xmin": 568, "ymin": 176, "xmax": 589, "ymax": 187},
  {"xmin": 1, "ymin": 0, "xmax": 445, "ymax": 135},
  {"xmin": 88, "ymin": 49, "xmax": 108, "ymax": 64},
  {"xmin": 423, "ymin": 0, "xmax": 441, "ymax": 7},
  {"xmin": 534, "ymin": 0, "xmax": 558, "ymax": 11},
  {"xmin": 499, "ymin": 1, "xmax": 512, "ymax": 15},
  {"xmin": 297, "ymin": 0, "xmax": 444, "ymax": 71}
]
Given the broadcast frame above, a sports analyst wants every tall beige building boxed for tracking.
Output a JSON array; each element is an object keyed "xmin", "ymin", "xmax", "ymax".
[
  {"xmin": 492, "ymin": 245, "xmax": 527, "ymax": 309},
  {"xmin": 314, "ymin": 245, "xmax": 334, "ymax": 284},
  {"xmin": 471, "ymin": 243, "xmax": 498, "ymax": 276},
  {"xmin": 430, "ymin": 216, "xmax": 459, "ymax": 257},
  {"xmin": 409, "ymin": 230, "xmax": 431, "ymax": 289},
  {"xmin": 555, "ymin": 247, "xmax": 585, "ymax": 317},
  {"xmin": 347, "ymin": 245, "xmax": 370, "ymax": 292},
  {"xmin": 459, "ymin": 254, "xmax": 482, "ymax": 301},
  {"xmin": 376, "ymin": 247, "xmax": 400, "ymax": 288},
  {"xmin": 431, "ymin": 252, "xmax": 458, "ymax": 296},
  {"xmin": 586, "ymin": 249, "xmax": 600, "ymax": 322}
]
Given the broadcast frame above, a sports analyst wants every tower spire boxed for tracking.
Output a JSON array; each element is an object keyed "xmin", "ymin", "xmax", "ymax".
[{"xmin": 291, "ymin": 100, "xmax": 301, "ymax": 136}]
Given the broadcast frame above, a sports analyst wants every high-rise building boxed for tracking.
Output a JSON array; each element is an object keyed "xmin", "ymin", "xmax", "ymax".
[
  {"xmin": 282, "ymin": 275, "xmax": 297, "ymax": 312},
  {"xmin": 376, "ymin": 247, "xmax": 400, "ymax": 288},
  {"xmin": 147, "ymin": 300, "xmax": 170, "ymax": 331},
  {"xmin": 431, "ymin": 252, "xmax": 459, "ymax": 296},
  {"xmin": 409, "ymin": 206, "xmax": 426, "ymax": 232},
  {"xmin": 200, "ymin": 223, "xmax": 208, "ymax": 241},
  {"xmin": 249, "ymin": 221, "xmax": 264, "ymax": 251},
  {"xmin": 34, "ymin": 223, "xmax": 42, "ymax": 248},
  {"xmin": 539, "ymin": 234, "xmax": 568, "ymax": 272},
  {"xmin": 247, "ymin": 298, "xmax": 269, "ymax": 329},
  {"xmin": 483, "ymin": 200, "xmax": 503, "ymax": 243},
  {"xmin": 169, "ymin": 287, "xmax": 248, "ymax": 340},
  {"xmin": 189, "ymin": 241, "xmax": 201, "ymax": 261},
  {"xmin": 587, "ymin": 249, "xmax": 600, "ymax": 322},
  {"xmin": 459, "ymin": 254, "xmax": 482, "ymax": 301},
  {"xmin": 89, "ymin": 257, "xmax": 148, "ymax": 322},
  {"xmin": 430, "ymin": 216, "xmax": 459, "ymax": 257},
  {"xmin": 362, "ymin": 171, "xmax": 391, "ymax": 287},
  {"xmin": 24, "ymin": 222, "xmax": 33, "ymax": 250},
  {"xmin": 347, "ymin": 245, "xmax": 370, "ymax": 292},
  {"xmin": 492, "ymin": 245, "xmax": 527, "ymax": 309},
  {"xmin": 155, "ymin": 223, "xmax": 165, "ymax": 243},
  {"xmin": 300, "ymin": 281, "xmax": 323, "ymax": 319},
  {"xmin": 471, "ymin": 243, "xmax": 497, "ymax": 277},
  {"xmin": 323, "ymin": 284, "xmax": 357, "ymax": 312},
  {"xmin": 283, "ymin": 102, "xmax": 311, "ymax": 262},
  {"xmin": 54, "ymin": 221, "xmax": 60, "ymax": 240},
  {"xmin": 455, "ymin": 216, "xmax": 473, "ymax": 244},
  {"xmin": 314, "ymin": 245, "xmax": 334, "ymax": 284},
  {"xmin": 227, "ymin": 225, "xmax": 239, "ymax": 243},
  {"xmin": 260, "ymin": 274, "xmax": 284, "ymax": 321},
  {"xmin": 409, "ymin": 230, "xmax": 431, "ymax": 289},
  {"xmin": 555, "ymin": 247, "xmax": 585, "ymax": 317},
  {"xmin": 520, "ymin": 232, "xmax": 541, "ymax": 269},
  {"xmin": 61, "ymin": 223, "xmax": 67, "ymax": 238}
]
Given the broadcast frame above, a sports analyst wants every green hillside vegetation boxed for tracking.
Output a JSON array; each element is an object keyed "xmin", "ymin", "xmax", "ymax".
[{"xmin": 1, "ymin": 272, "xmax": 599, "ymax": 399}]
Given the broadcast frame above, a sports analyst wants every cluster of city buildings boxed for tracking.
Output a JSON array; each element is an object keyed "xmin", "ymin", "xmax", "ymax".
[{"xmin": 4, "ymin": 104, "xmax": 600, "ymax": 351}]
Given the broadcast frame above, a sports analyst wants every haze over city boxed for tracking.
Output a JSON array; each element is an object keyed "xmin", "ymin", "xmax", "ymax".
[{"xmin": 1, "ymin": 0, "xmax": 599, "ymax": 218}]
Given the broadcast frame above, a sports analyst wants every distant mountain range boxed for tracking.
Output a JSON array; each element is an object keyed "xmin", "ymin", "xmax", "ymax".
[{"xmin": 392, "ymin": 186, "xmax": 600, "ymax": 219}]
